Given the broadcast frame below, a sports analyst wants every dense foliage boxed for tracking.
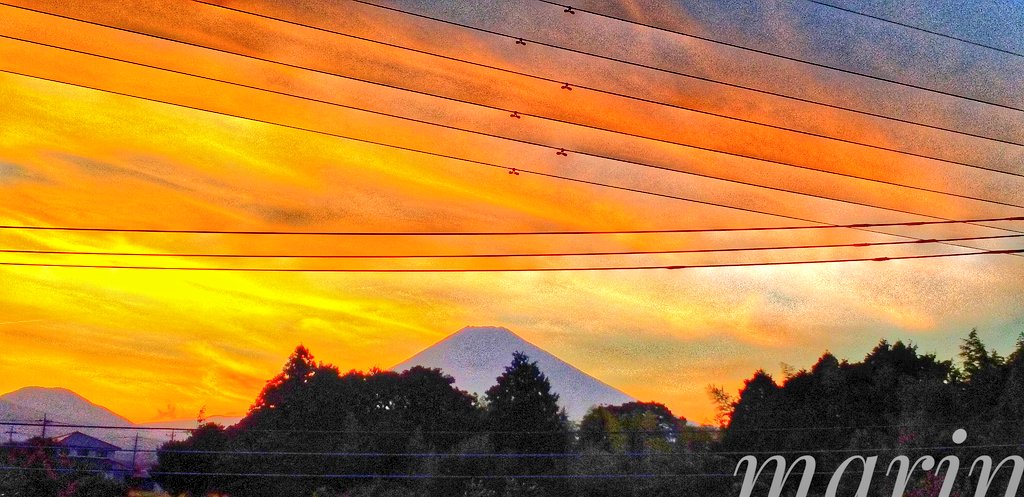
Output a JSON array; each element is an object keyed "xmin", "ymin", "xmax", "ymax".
[
  {"xmin": 150, "ymin": 346, "xmax": 703, "ymax": 496},
  {"xmin": 0, "ymin": 438, "xmax": 129, "ymax": 497},
  {"xmin": 715, "ymin": 330, "xmax": 1024, "ymax": 497},
  {"xmin": 144, "ymin": 329, "xmax": 1024, "ymax": 496}
]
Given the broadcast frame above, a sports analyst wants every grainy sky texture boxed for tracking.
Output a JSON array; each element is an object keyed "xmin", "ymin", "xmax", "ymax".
[{"xmin": 0, "ymin": 0, "xmax": 1022, "ymax": 424}]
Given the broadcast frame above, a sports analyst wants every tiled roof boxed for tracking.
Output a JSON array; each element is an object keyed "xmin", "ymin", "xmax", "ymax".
[{"xmin": 52, "ymin": 432, "xmax": 121, "ymax": 451}]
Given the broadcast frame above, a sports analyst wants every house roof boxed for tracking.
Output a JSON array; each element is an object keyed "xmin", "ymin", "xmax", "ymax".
[{"xmin": 52, "ymin": 432, "xmax": 121, "ymax": 452}]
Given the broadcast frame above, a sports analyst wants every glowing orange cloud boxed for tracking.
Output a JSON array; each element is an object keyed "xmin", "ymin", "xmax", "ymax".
[{"xmin": 0, "ymin": 0, "xmax": 1021, "ymax": 424}]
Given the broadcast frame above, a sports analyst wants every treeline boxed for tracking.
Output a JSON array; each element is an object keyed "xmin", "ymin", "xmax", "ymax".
[
  {"xmin": 151, "ymin": 329, "xmax": 1024, "ymax": 497},
  {"xmin": 153, "ymin": 347, "xmax": 717, "ymax": 497},
  {"xmin": 714, "ymin": 329, "xmax": 1024, "ymax": 497}
]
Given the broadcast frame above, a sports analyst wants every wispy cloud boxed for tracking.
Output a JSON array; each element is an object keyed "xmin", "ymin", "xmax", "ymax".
[{"xmin": 0, "ymin": 0, "xmax": 1021, "ymax": 424}]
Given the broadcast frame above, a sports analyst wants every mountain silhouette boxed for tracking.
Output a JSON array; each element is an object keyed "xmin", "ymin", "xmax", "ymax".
[
  {"xmin": 1, "ymin": 387, "xmax": 133, "ymax": 427},
  {"xmin": 392, "ymin": 326, "xmax": 634, "ymax": 419},
  {"xmin": 0, "ymin": 387, "xmax": 163, "ymax": 468}
]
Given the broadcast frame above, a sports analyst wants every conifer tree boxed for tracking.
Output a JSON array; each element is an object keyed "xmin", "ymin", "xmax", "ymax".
[{"xmin": 485, "ymin": 352, "xmax": 568, "ymax": 479}]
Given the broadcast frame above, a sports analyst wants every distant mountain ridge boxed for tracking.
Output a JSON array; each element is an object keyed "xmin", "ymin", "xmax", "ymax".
[
  {"xmin": 0, "ymin": 387, "xmax": 241, "ymax": 431},
  {"xmin": 1, "ymin": 326, "xmax": 636, "ymax": 460},
  {"xmin": 393, "ymin": 326, "xmax": 635, "ymax": 419},
  {"xmin": 0, "ymin": 387, "xmax": 167, "ymax": 468},
  {"xmin": 1, "ymin": 386, "xmax": 133, "ymax": 427}
]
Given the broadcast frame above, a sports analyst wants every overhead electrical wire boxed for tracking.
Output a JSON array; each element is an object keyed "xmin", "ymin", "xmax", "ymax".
[
  {"xmin": 5, "ymin": 424, "xmax": 1024, "ymax": 462},
  {"xmin": 803, "ymin": 0, "xmax": 1024, "ymax": 59},
  {"xmin": 6, "ymin": 34, "xmax": 1023, "ymax": 225},
  {"xmin": 324, "ymin": 0, "xmax": 1024, "ymax": 142},
  {"xmin": 0, "ymin": 68, "xmax": 1022, "ymax": 260},
  {"xmin": 6, "ymin": 442, "xmax": 1019, "ymax": 458},
  {"xmin": 0, "ymin": 465, "xmax": 733, "ymax": 479},
  {"xmin": 1, "ymin": 7, "xmax": 1022, "ymax": 258},
  {"xmin": 5, "ymin": 418, "xmax": 1024, "ymax": 435},
  {"xmin": 0, "ymin": 249, "xmax": 1021, "ymax": 272},
  {"xmin": 4, "ymin": 416, "xmax": 1024, "ymax": 456},
  {"xmin": 1, "ymin": 234, "xmax": 1022, "ymax": 259},
  {"xmin": 531, "ymin": 0, "xmax": 1024, "ymax": 111},
  {"xmin": 2, "ymin": 217, "xmax": 1022, "ymax": 236},
  {"xmin": 5, "ymin": 2, "xmax": 1020, "ymax": 188},
  {"xmin": 187, "ymin": 0, "xmax": 1024, "ymax": 153},
  {"xmin": 16, "ymin": 421, "xmax": 993, "ymax": 466},
  {"xmin": 0, "ymin": 464, "xmax": 995, "ymax": 479},
  {"xmin": 2, "ymin": 66, "xmax": 1024, "ymax": 266}
]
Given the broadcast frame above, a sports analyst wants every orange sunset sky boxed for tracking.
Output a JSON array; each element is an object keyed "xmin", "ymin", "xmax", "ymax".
[{"xmin": 0, "ymin": 0, "xmax": 1022, "ymax": 424}]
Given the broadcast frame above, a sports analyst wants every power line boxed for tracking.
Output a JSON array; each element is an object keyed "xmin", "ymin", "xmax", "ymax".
[
  {"xmin": 1, "ymin": 70, "xmax": 1020, "ymax": 261},
  {"xmin": 532, "ymin": 0, "xmax": 1023, "ymax": 111},
  {"xmin": 11, "ymin": 465, "xmax": 1008, "ymax": 480},
  {"xmin": 1, "ymin": 217, "xmax": 1021, "ymax": 236},
  {"xmin": 8, "ymin": 34, "xmax": 1023, "ymax": 224},
  {"xmin": 6, "ymin": 418, "xmax": 1023, "ymax": 435},
  {"xmin": 188, "ymin": 0, "xmax": 1024, "ymax": 153},
  {"xmin": 0, "ymin": 249, "xmax": 1021, "ymax": 272},
  {"xmin": 8, "ymin": 2, "xmax": 1018, "ymax": 188},
  {"xmin": 5, "ymin": 2, "xmax": 1021, "ymax": 184},
  {"xmin": 8, "ymin": 442, "xmax": 1019, "ymax": 458},
  {"xmin": 0, "ymin": 421, "xmax": 194, "ymax": 432},
  {"xmin": 2, "ymin": 68, "xmax": 1022, "ymax": 259},
  {"xmin": 0, "ymin": 447, "xmax": 686, "ymax": 459},
  {"xmin": 324, "ymin": 0, "xmax": 1024, "ymax": 145},
  {"xmin": 9, "ymin": 445, "xmax": 655, "ymax": 459},
  {"xmin": 0, "ymin": 465, "xmax": 728, "ymax": 479},
  {"xmin": 2, "ymin": 234, "xmax": 1022, "ymax": 260},
  {"xmin": 0, "ymin": 69, "xmax": 814, "ymax": 232},
  {"xmin": 0, "ymin": 465, "xmax": 969, "ymax": 479},
  {"xmin": 804, "ymin": 0, "xmax": 1024, "ymax": 59}
]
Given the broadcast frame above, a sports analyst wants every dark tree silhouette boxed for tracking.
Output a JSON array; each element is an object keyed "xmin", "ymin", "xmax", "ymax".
[
  {"xmin": 152, "ymin": 423, "xmax": 227, "ymax": 497},
  {"xmin": 485, "ymin": 351, "xmax": 568, "ymax": 486},
  {"xmin": 722, "ymin": 369, "xmax": 780, "ymax": 452},
  {"xmin": 249, "ymin": 344, "xmax": 318, "ymax": 413},
  {"xmin": 149, "ymin": 331, "xmax": 1024, "ymax": 497}
]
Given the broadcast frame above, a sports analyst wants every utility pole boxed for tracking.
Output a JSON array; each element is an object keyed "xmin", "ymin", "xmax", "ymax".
[
  {"xmin": 5, "ymin": 426, "xmax": 15, "ymax": 444},
  {"xmin": 130, "ymin": 432, "xmax": 140, "ymax": 477},
  {"xmin": 40, "ymin": 414, "xmax": 48, "ymax": 439}
]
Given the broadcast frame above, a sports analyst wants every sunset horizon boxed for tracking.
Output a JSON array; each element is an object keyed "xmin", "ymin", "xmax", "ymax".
[
  {"xmin": 3, "ymin": 322, "xmax": 1023, "ymax": 426},
  {"xmin": 1, "ymin": 0, "xmax": 1022, "ymax": 495}
]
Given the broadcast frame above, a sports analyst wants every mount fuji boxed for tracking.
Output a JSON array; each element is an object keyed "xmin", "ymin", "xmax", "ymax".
[{"xmin": 392, "ymin": 326, "xmax": 634, "ymax": 419}]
